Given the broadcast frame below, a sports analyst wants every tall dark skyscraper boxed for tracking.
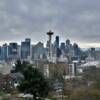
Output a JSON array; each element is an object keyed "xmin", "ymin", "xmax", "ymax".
[
  {"xmin": 54, "ymin": 36, "xmax": 60, "ymax": 57},
  {"xmin": 73, "ymin": 43, "xmax": 81, "ymax": 59},
  {"xmin": 8, "ymin": 43, "xmax": 18, "ymax": 60},
  {"xmin": 55, "ymin": 36, "xmax": 59, "ymax": 48},
  {"xmin": 66, "ymin": 39, "xmax": 71, "ymax": 53},
  {"xmin": 21, "ymin": 38, "xmax": 31, "ymax": 59}
]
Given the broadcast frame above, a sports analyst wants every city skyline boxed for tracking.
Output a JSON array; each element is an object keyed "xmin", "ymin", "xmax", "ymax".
[
  {"xmin": 0, "ymin": 0, "xmax": 100, "ymax": 48},
  {"xmin": 0, "ymin": 36, "xmax": 100, "ymax": 48}
]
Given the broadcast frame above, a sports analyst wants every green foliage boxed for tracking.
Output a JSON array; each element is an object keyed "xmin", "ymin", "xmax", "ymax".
[
  {"xmin": 15, "ymin": 60, "xmax": 22, "ymax": 72},
  {"xmin": 15, "ymin": 60, "xmax": 30, "ymax": 73},
  {"xmin": 18, "ymin": 64, "xmax": 50, "ymax": 100}
]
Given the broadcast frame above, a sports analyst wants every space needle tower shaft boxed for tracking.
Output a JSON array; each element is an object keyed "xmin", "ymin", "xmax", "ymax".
[{"xmin": 47, "ymin": 30, "xmax": 54, "ymax": 61}]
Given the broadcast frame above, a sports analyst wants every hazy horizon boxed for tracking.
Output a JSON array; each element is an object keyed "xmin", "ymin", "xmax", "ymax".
[{"xmin": 0, "ymin": 37, "xmax": 100, "ymax": 48}]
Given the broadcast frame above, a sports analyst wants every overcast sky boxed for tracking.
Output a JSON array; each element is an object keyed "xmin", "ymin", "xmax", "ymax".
[{"xmin": 0, "ymin": 0, "xmax": 100, "ymax": 48}]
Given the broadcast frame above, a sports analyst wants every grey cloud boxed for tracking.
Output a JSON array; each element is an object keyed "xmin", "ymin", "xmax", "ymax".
[{"xmin": 0, "ymin": 0, "xmax": 100, "ymax": 46}]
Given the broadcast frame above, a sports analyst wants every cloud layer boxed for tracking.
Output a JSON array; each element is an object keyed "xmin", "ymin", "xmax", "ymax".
[{"xmin": 0, "ymin": 0, "xmax": 100, "ymax": 47}]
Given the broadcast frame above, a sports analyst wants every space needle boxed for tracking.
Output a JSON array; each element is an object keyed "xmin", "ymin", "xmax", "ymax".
[{"xmin": 47, "ymin": 30, "xmax": 54, "ymax": 62}]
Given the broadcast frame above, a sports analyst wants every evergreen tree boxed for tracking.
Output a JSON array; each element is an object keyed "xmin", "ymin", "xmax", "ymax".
[{"xmin": 18, "ymin": 66, "xmax": 50, "ymax": 100}]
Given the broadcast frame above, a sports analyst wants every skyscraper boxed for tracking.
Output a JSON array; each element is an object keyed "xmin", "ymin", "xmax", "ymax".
[
  {"xmin": 60, "ymin": 42, "xmax": 66, "ymax": 56},
  {"xmin": 54, "ymin": 36, "xmax": 60, "ymax": 57},
  {"xmin": 21, "ymin": 38, "xmax": 31, "ymax": 60},
  {"xmin": 8, "ymin": 43, "xmax": 18, "ymax": 60},
  {"xmin": 2, "ymin": 44, "xmax": 8, "ymax": 61},
  {"xmin": 32, "ymin": 42, "xmax": 46, "ymax": 60},
  {"xmin": 65, "ymin": 39, "xmax": 71, "ymax": 53},
  {"xmin": 73, "ymin": 43, "xmax": 81, "ymax": 60},
  {"xmin": 55, "ymin": 36, "xmax": 59, "ymax": 48},
  {"xmin": 66, "ymin": 39, "xmax": 70, "ymax": 45}
]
